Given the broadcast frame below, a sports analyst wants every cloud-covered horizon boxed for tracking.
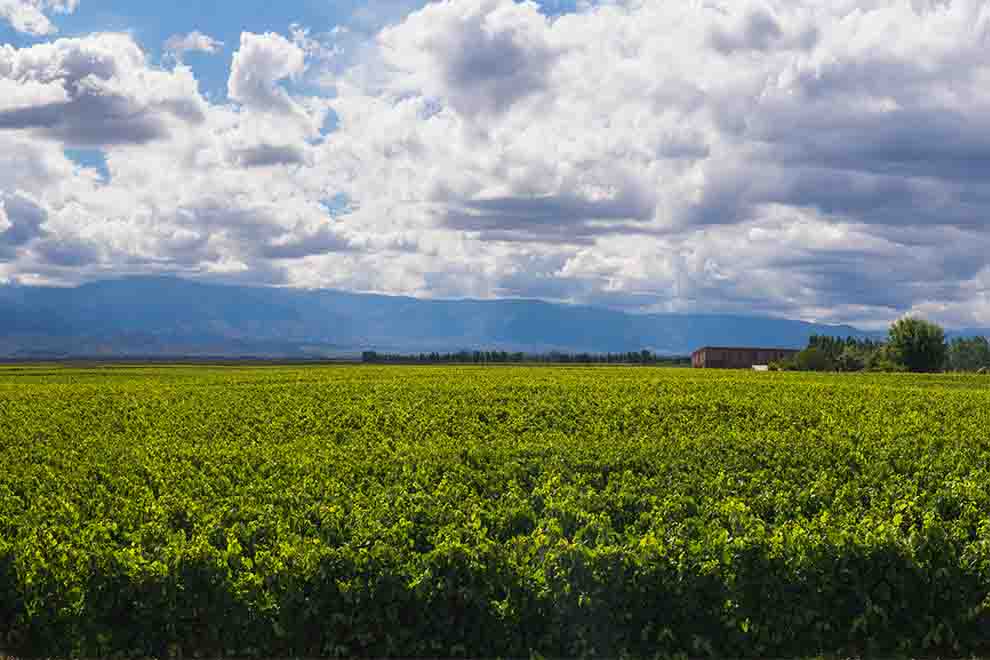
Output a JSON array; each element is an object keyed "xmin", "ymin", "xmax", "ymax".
[{"xmin": 0, "ymin": 0, "xmax": 988, "ymax": 329}]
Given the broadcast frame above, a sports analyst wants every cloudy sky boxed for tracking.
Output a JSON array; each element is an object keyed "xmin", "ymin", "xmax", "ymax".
[{"xmin": 0, "ymin": 0, "xmax": 988, "ymax": 328}]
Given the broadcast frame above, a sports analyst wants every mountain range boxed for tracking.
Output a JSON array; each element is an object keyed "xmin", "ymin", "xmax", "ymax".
[{"xmin": 0, "ymin": 276, "xmax": 983, "ymax": 359}]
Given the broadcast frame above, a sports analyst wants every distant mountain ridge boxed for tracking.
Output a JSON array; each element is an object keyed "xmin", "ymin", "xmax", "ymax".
[{"xmin": 0, "ymin": 276, "xmax": 977, "ymax": 359}]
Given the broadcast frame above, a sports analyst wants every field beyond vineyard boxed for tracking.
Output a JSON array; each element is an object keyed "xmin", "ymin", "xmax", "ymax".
[{"xmin": 2, "ymin": 365, "xmax": 990, "ymax": 657}]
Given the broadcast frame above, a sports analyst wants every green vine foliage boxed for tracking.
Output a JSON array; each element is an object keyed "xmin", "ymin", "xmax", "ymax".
[{"xmin": 1, "ymin": 365, "xmax": 989, "ymax": 657}]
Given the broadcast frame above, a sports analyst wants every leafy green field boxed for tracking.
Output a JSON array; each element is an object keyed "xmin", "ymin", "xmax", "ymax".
[{"xmin": 1, "ymin": 365, "xmax": 989, "ymax": 657}]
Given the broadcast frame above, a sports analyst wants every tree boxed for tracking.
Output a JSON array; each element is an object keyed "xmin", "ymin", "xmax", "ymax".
[
  {"xmin": 836, "ymin": 345, "xmax": 867, "ymax": 372},
  {"xmin": 887, "ymin": 317, "xmax": 947, "ymax": 373},
  {"xmin": 808, "ymin": 335, "xmax": 846, "ymax": 363},
  {"xmin": 806, "ymin": 335, "xmax": 884, "ymax": 372},
  {"xmin": 793, "ymin": 346, "xmax": 833, "ymax": 371},
  {"xmin": 864, "ymin": 347, "xmax": 907, "ymax": 373},
  {"xmin": 947, "ymin": 336, "xmax": 990, "ymax": 372}
]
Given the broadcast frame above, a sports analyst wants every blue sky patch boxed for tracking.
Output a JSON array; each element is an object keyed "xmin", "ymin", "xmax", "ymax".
[
  {"xmin": 321, "ymin": 193, "xmax": 354, "ymax": 217},
  {"xmin": 64, "ymin": 148, "xmax": 110, "ymax": 182}
]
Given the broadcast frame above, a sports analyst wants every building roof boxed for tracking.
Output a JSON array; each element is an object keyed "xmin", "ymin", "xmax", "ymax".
[{"xmin": 692, "ymin": 346, "xmax": 801, "ymax": 354}]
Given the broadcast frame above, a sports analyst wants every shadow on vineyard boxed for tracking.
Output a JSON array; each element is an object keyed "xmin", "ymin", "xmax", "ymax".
[{"xmin": 1, "ymin": 365, "xmax": 990, "ymax": 657}]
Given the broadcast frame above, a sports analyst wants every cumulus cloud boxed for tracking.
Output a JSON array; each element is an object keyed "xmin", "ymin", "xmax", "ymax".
[
  {"xmin": 444, "ymin": 184, "xmax": 656, "ymax": 243},
  {"xmin": 228, "ymin": 32, "xmax": 307, "ymax": 115},
  {"xmin": 709, "ymin": 5, "xmax": 818, "ymax": 54},
  {"xmin": 3, "ymin": 2, "xmax": 990, "ymax": 327},
  {"xmin": 0, "ymin": 192, "xmax": 46, "ymax": 259},
  {"xmin": 30, "ymin": 235, "xmax": 100, "ymax": 266},
  {"xmin": 379, "ymin": 0, "xmax": 559, "ymax": 115},
  {"xmin": 228, "ymin": 143, "xmax": 308, "ymax": 168},
  {"xmin": 0, "ymin": 0, "xmax": 77, "ymax": 36},
  {"xmin": 313, "ymin": 0, "xmax": 990, "ymax": 325},
  {"xmin": 0, "ymin": 34, "xmax": 206, "ymax": 146},
  {"xmin": 165, "ymin": 31, "xmax": 224, "ymax": 59}
]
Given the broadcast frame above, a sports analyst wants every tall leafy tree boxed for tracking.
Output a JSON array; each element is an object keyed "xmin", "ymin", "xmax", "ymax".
[
  {"xmin": 947, "ymin": 336, "xmax": 990, "ymax": 372},
  {"xmin": 887, "ymin": 317, "xmax": 947, "ymax": 373}
]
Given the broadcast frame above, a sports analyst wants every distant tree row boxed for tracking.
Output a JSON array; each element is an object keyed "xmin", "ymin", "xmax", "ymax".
[
  {"xmin": 361, "ymin": 349, "xmax": 691, "ymax": 366},
  {"xmin": 946, "ymin": 335, "xmax": 990, "ymax": 372},
  {"xmin": 773, "ymin": 318, "xmax": 989, "ymax": 373}
]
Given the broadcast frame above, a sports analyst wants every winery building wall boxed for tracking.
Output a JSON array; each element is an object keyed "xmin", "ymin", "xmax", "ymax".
[{"xmin": 691, "ymin": 347, "xmax": 799, "ymax": 369}]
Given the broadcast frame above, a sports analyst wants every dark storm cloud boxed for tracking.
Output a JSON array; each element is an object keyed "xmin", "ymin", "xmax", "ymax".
[
  {"xmin": 690, "ymin": 33, "xmax": 990, "ymax": 258},
  {"xmin": 177, "ymin": 200, "xmax": 280, "ymax": 241},
  {"xmin": 709, "ymin": 6, "xmax": 818, "ymax": 54},
  {"xmin": 171, "ymin": 199, "xmax": 354, "ymax": 262},
  {"xmin": 767, "ymin": 109, "xmax": 990, "ymax": 185},
  {"xmin": 710, "ymin": 9, "xmax": 783, "ymax": 53},
  {"xmin": 686, "ymin": 155, "xmax": 989, "ymax": 233},
  {"xmin": 259, "ymin": 228, "xmax": 354, "ymax": 259},
  {"xmin": 465, "ymin": 192, "xmax": 653, "ymax": 223},
  {"xmin": 0, "ymin": 95, "xmax": 171, "ymax": 146},
  {"xmin": 444, "ymin": 188, "xmax": 656, "ymax": 243},
  {"xmin": 0, "ymin": 193, "xmax": 46, "ymax": 259},
  {"xmin": 0, "ymin": 34, "xmax": 205, "ymax": 147},
  {"xmin": 230, "ymin": 143, "xmax": 308, "ymax": 168},
  {"xmin": 31, "ymin": 237, "xmax": 102, "ymax": 266},
  {"xmin": 439, "ymin": 27, "xmax": 557, "ymax": 115},
  {"xmin": 689, "ymin": 220, "xmax": 990, "ymax": 321},
  {"xmin": 774, "ymin": 167, "xmax": 990, "ymax": 230},
  {"xmin": 765, "ymin": 254, "xmax": 953, "ymax": 310},
  {"xmin": 1, "ymin": 193, "xmax": 45, "ymax": 244},
  {"xmin": 777, "ymin": 168, "xmax": 930, "ymax": 225},
  {"xmin": 381, "ymin": 0, "xmax": 560, "ymax": 116}
]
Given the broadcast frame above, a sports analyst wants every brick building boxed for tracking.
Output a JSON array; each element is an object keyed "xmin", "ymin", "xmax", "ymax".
[{"xmin": 691, "ymin": 346, "xmax": 799, "ymax": 369}]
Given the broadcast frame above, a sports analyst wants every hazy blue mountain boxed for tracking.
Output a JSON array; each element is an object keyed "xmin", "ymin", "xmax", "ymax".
[
  {"xmin": 0, "ymin": 275, "xmax": 898, "ymax": 358},
  {"xmin": 948, "ymin": 328, "xmax": 990, "ymax": 341}
]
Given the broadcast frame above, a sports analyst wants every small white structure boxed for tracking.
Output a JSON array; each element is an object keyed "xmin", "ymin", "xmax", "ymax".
[{"xmin": 752, "ymin": 365, "xmax": 770, "ymax": 372}]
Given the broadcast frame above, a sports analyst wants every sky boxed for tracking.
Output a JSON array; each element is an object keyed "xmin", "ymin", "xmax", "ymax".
[{"xmin": 0, "ymin": 0, "xmax": 988, "ymax": 329}]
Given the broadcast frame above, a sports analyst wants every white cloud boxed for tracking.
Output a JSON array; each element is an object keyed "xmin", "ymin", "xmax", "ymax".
[
  {"xmin": 379, "ymin": 0, "xmax": 560, "ymax": 116},
  {"xmin": 164, "ymin": 31, "xmax": 224, "ymax": 59},
  {"xmin": 2, "ymin": 3, "xmax": 990, "ymax": 327},
  {"xmin": 228, "ymin": 32, "xmax": 306, "ymax": 114},
  {"xmin": 0, "ymin": 33, "xmax": 207, "ymax": 146},
  {"xmin": 0, "ymin": 0, "xmax": 78, "ymax": 36},
  {"xmin": 320, "ymin": 0, "xmax": 990, "ymax": 325},
  {"xmin": 0, "ymin": 190, "xmax": 47, "ymax": 259}
]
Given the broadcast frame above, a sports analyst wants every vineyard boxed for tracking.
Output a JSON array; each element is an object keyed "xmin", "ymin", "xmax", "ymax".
[{"xmin": 1, "ymin": 364, "xmax": 990, "ymax": 657}]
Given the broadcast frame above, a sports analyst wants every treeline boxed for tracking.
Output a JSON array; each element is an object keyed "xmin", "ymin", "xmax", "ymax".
[
  {"xmin": 774, "ymin": 318, "xmax": 990, "ymax": 373},
  {"xmin": 361, "ymin": 349, "xmax": 690, "ymax": 366}
]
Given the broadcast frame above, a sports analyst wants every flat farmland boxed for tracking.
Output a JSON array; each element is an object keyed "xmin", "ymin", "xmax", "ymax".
[{"xmin": 1, "ymin": 365, "xmax": 989, "ymax": 657}]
